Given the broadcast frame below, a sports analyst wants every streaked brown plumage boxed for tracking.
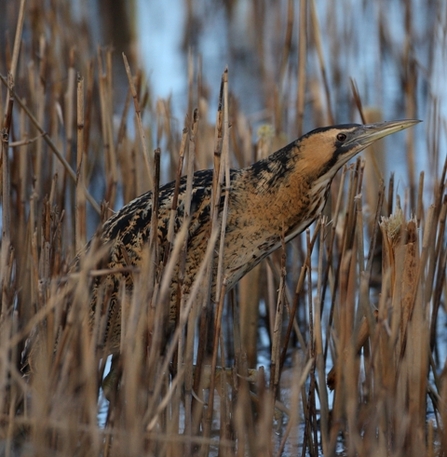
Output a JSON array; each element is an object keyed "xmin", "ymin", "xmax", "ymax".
[{"xmin": 84, "ymin": 119, "xmax": 419, "ymax": 350}]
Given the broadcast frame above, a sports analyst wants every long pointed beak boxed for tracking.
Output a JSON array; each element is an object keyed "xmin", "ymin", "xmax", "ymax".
[{"xmin": 346, "ymin": 119, "xmax": 421, "ymax": 149}]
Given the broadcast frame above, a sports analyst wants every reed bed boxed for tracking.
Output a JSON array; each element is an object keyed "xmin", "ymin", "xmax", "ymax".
[{"xmin": 0, "ymin": 1, "xmax": 446, "ymax": 456}]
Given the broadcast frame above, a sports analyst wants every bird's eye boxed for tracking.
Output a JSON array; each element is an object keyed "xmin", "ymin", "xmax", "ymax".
[{"xmin": 337, "ymin": 133, "xmax": 347, "ymax": 142}]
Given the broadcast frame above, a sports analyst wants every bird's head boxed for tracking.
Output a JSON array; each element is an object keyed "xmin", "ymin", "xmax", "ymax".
[{"xmin": 297, "ymin": 119, "xmax": 421, "ymax": 181}]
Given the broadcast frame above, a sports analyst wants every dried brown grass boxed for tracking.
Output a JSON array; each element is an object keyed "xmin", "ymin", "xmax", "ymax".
[{"xmin": 0, "ymin": 1, "xmax": 446, "ymax": 456}]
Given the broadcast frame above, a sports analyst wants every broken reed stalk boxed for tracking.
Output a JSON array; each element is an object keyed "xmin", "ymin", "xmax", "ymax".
[
  {"xmin": 322, "ymin": 153, "xmax": 447, "ymax": 456},
  {"xmin": 376, "ymin": 208, "xmax": 428, "ymax": 454},
  {"xmin": 76, "ymin": 74, "xmax": 87, "ymax": 251}
]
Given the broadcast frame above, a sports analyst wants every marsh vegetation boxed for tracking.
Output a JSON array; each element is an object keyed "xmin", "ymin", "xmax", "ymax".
[{"xmin": 0, "ymin": 1, "xmax": 446, "ymax": 456}]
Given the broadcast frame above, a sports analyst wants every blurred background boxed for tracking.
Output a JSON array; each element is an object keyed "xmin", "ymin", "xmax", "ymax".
[{"xmin": 2, "ymin": 0, "xmax": 442, "ymax": 185}]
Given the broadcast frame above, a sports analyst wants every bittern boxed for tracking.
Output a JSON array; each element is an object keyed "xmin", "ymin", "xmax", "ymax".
[{"xmin": 84, "ymin": 119, "xmax": 419, "ymax": 350}]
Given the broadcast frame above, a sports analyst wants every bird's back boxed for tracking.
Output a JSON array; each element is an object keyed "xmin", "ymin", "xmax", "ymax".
[{"xmin": 85, "ymin": 168, "xmax": 239, "ymax": 349}]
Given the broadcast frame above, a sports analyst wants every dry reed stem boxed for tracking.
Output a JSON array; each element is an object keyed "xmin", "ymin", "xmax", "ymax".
[
  {"xmin": 310, "ymin": 0, "xmax": 333, "ymax": 125},
  {"xmin": 198, "ymin": 68, "xmax": 231, "ymax": 455},
  {"xmin": 97, "ymin": 48, "xmax": 117, "ymax": 207},
  {"xmin": 314, "ymin": 219, "xmax": 330, "ymax": 453},
  {"xmin": 122, "ymin": 52, "xmax": 153, "ymax": 192},
  {"xmin": 270, "ymin": 238, "xmax": 287, "ymax": 401},
  {"xmin": 296, "ymin": 0, "xmax": 308, "ymax": 136},
  {"xmin": 238, "ymin": 125, "xmax": 275, "ymax": 367},
  {"xmin": 200, "ymin": 279, "xmax": 227, "ymax": 457},
  {"xmin": 76, "ymin": 74, "xmax": 87, "ymax": 251},
  {"xmin": 1, "ymin": 0, "xmax": 25, "ymax": 321},
  {"xmin": 0, "ymin": 74, "xmax": 101, "ymax": 214}
]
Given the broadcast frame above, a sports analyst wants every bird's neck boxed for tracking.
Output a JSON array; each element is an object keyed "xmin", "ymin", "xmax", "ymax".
[{"xmin": 242, "ymin": 151, "xmax": 320, "ymax": 238}]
